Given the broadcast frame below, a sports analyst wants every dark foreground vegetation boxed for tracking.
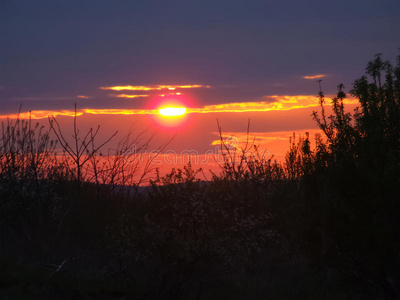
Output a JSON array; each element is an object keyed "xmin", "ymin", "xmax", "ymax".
[{"xmin": 1, "ymin": 53, "xmax": 400, "ymax": 299}]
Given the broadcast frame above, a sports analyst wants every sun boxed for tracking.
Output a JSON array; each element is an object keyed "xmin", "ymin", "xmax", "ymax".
[{"xmin": 158, "ymin": 106, "xmax": 187, "ymax": 117}]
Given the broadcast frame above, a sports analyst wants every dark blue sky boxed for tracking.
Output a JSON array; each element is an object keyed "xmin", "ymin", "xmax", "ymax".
[{"xmin": 2, "ymin": 0, "xmax": 400, "ymax": 113}]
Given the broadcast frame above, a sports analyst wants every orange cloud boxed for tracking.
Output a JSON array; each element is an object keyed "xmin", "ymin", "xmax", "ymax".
[
  {"xmin": 100, "ymin": 84, "xmax": 211, "ymax": 91},
  {"xmin": 109, "ymin": 94, "xmax": 149, "ymax": 98},
  {"xmin": 76, "ymin": 95, "xmax": 92, "ymax": 99},
  {"xmin": 210, "ymin": 129, "xmax": 324, "ymax": 162},
  {"xmin": 160, "ymin": 92, "xmax": 182, "ymax": 97},
  {"xmin": 0, "ymin": 110, "xmax": 83, "ymax": 120},
  {"xmin": 83, "ymin": 108, "xmax": 158, "ymax": 115},
  {"xmin": 303, "ymin": 74, "xmax": 326, "ymax": 79},
  {"xmin": 0, "ymin": 95, "xmax": 358, "ymax": 120},
  {"xmin": 211, "ymin": 132, "xmax": 289, "ymax": 146},
  {"xmin": 190, "ymin": 95, "xmax": 358, "ymax": 114},
  {"xmin": 0, "ymin": 109, "xmax": 157, "ymax": 120},
  {"xmin": 188, "ymin": 95, "xmax": 328, "ymax": 113}
]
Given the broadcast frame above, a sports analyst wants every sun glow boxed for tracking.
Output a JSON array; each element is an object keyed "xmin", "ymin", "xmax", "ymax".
[{"xmin": 158, "ymin": 107, "xmax": 187, "ymax": 117}]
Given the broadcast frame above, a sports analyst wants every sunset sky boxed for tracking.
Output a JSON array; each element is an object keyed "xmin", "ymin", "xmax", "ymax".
[{"xmin": 2, "ymin": 0, "xmax": 400, "ymax": 178}]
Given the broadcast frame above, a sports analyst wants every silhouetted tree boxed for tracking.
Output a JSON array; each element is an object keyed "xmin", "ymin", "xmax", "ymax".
[{"xmin": 305, "ymin": 52, "xmax": 400, "ymax": 299}]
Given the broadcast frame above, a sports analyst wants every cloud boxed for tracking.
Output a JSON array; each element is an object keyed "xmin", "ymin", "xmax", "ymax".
[
  {"xmin": 77, "ymin": 95, "xmax": 93, "ymax": 99},
  {"xmin": 188, "ymin": 95, "xmax": 331, "ymax": 113},
  {"xmin": 303, "ymin": 74, "xmax": 326, "ymax": 79},
  {"xmin": 210, "ymin": 129, "xmax": 325, "ymax": 162},
  {"xmin": 0, "ymin": 109, "xmax": 158, "ymax": 120},
  {"xmin": 100, "ymin": 84, "xmax": 211, "ymax": 91},
  {"xmin": 189, "ymin": 94, "xmax": 356, "ymax": 114},
  {"xmin": 160, "ymin": 92, "xmax": 182, "ymax": 97},
  {"xmin": 1, "ymin": 110, "xmax": 83, "ymax": 119},
  {"xmin": 211, "ymin": 132, "xmax": 289, "ymax": 146},
  {"xmin": 109, "ymin": 94, "xmax": 150, "ymax": 99},
  {"xmin": 0, "ymin": 95, "xmax": 358, "ymax": 120},
  {"xmin": 83, "ymin": 108, "xmax": 158, "ymax": 115}
]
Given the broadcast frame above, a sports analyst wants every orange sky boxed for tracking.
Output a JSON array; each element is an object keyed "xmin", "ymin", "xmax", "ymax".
[{"xmin": 0, "ymin": 94, "xmax": 359, "ymax": 182}]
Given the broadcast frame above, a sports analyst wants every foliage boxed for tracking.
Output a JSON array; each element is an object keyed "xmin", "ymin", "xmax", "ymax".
[{"xmin": 296, "ymin": 52, "xmax": 400, "ymax": 298}]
